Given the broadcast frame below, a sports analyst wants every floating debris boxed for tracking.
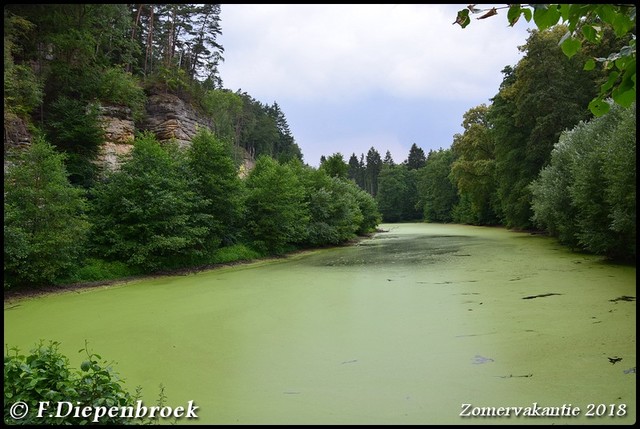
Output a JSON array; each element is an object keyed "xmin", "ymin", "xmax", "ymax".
[
  {"xmin": 623, "ymin": 367, "xmax": 636, "ymax": 374},
  {"xmin": 455, "ymin": 332, "xmax": 497, "ymax": 338},
  {"xmin": 341, "ymin": 359, "xmax": 358, "ymax": 364},
  {"xmin": 472, "ymin": 355, "xmax": 494, "ymax": 364},
  {"xmin": 522, "ymin": 293, "xmax": 562, "ymax": 300},
  {"xmin": 496, "ymin": 374, "xmax": 533, "ymax": 378},
  {"xmin": 609, "ymin": 296, "xmax": 636, "ymax": 303}
]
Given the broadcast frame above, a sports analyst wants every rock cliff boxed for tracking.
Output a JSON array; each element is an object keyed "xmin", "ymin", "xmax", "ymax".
[{"xmin": 5, "ymin": 92, "xmax": 255, "ymax": 175}]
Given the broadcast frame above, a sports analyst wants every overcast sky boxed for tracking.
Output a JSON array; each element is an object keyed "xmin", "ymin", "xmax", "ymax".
[{"xmin": 218, "ymin": 4, "xmax": 533, "ymax": 167}]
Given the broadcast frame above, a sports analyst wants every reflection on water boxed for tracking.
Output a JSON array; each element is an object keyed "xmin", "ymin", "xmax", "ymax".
[{"xmin": 3, "ymin": 223, "xmax": 636, "ymax": 425}]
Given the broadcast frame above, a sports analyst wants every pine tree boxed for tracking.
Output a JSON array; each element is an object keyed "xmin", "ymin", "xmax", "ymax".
[{"xmin": 406, "ymin": 143, "xmax": 426, "ymax": 170}]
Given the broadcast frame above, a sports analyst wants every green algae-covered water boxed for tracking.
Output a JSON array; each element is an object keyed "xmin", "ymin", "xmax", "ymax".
[{"xmin": 4, "ymin": 223, "xmax": 636, "ymax": 424}]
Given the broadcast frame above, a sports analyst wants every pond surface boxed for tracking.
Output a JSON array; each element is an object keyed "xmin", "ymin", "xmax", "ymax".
[{"xmin": 4, "ymin": 223, "xmax": 636, "ymax": 424}]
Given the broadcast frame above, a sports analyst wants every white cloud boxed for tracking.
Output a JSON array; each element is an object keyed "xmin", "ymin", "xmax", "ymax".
[{"xmin": 219, "ymin": 4, "xmax": 531, "ymax": 103}]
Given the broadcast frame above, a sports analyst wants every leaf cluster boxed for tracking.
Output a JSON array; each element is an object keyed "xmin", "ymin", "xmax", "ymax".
[
  {"xmin": 4, "ymin": 341, "xmax": 136, "ymax": 425},
  {"xmin": 455, "ymin": 4, "xmax": 636, "ymax": 116}
]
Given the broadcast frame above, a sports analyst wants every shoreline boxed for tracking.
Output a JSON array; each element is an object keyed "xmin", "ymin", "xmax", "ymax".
[{"xmin": 3, "ymin": 233, "xmax": 380, "ymax": 306}]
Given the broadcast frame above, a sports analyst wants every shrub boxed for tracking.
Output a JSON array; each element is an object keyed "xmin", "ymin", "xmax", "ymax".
[
  {"xmin": 211, "ymin": 244, "xmax": 263, "ymax": 264},
  {"xmin": 4, "ymin": 341, "xmax": 137, "ymax": 425},
  {"xmin": 57, "ymin": 259, "xmax": 141, "ymax": 285}
]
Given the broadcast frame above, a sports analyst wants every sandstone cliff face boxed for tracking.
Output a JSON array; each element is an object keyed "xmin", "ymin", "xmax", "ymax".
[
  {"xmin": 4, "ymin": 92, "xmax": 255, "ymax": 175},
  {"xmin": 96, "ymin": 93, "xmax": 214, "ymax": 171},
  {"xmin": 96, "ymin": 104, "xmax": 136, "ymax": 171},
  {"xmin": 139, "ymin": 93, "xmax": 214, "ymax": 149}
]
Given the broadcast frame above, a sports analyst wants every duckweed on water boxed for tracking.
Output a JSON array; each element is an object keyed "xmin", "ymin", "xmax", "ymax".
[{"xmin": 4, "ymin": 223, "xmax": 636, "ymax": 424}]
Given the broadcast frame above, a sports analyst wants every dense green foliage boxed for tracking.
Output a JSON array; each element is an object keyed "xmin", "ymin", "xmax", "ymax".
[
  {"xmin": 3, "ymin": 14, "xmax": 43, "ymax": 117},
  {"xmin": 376, "ymin": 166, "xmax": 421, "ymax": 222},
  {"xmin": 352, "ymin": 186, "xmax": 382, "ymax": 235},
  {"xmin": 4, "ymin": 138, "xmax": 89, "ymax": 289},
  {"xmin": 188, "ymin": 129, "xmax": 245, "ymax": 248},
  {"xmin": 4, "ymin": 341, "xmax": 167, "ymax": 425},
  {"xmin": 244, "ymin": 156, "xmax": 309, "ymax": 254},
  {"xmin": 4, "ymin": 124, "xmax": 379, "ymax": 288},
  {"xmin": 364, "ymin": 147, "xmax": 383, "ymax": 196},
  {"xmin": 405, "ymin": 143, "xmax": 426, "ymax": 170},
  {"xmin": 319, "ymin": 153, "xmax": 349, "ymax": 179},
  {"xmin": 490, "ymin": 27, "xmax": 602, "ymax": 229},
  {"xmin": 4, "ymin": 341, "xmax": 130, "ymax": 425},
  {"xmin": 45, "ymin": 97, "xmax": 105, "ymax": 188},
  {"xmin": 297, "ymin": 166, "xmax": 367, "ymax": 246},
  {"xmin": 449, "ymin": 105, "xmax": 501, "ymax": 225},
  {"xmin": 347, "ymin": 153, "xmax": 366, "ymax": 189},
  {"xmin": 530, "ymin": 103, "xmax": 636, "ymax": 261},
  {"xmin": 89, "ymin": 133, "xmax": 210, "ymax": 272},
  {"xmin": 416, "ymin": 149, "xmax": 458, "ymax": 223},
  {"xmin": 454, "ymin": 4, "xmax": 636, "ymax": 116},
  {"xmin": 96, "ymin": 67, "xmax": 147, "ymax": 122}
]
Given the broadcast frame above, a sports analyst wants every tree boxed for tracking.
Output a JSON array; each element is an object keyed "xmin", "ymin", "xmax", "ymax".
[
  {"xmin": 244, "ymin": 156, "xmax": 309, "ymax": 254},
  {"xmin": 235, "ymin": 93, "xmax": 301, "ymax": 162},
  {"xmin": 296, "ymin": 167, "xmax": 363, "ymax": 246},
  {"xmin": 530, "ymin": 102, "xmax": 636, "ymax": 261},
  {"xmin": 128, "ymin": 4, "xmax": 224, "ymax": 84},
  {"xmin": 45, "ymin": 97, "xmax": 105, "ymax": 188},
  {"xmin": 4, "ymin": 137, "xmax": 89, "ymax": 288},
  {"xmin": 352, "ymin": 185, "xmax": 382, "ymax": 234},
  {"xmin": 449, "ymin": 105, "xmax": 501, "ymax": 225},
  {"xmin": 489, "ymin": 26, "xmax": 601, "ymax": 229},
  {"xmin": 89, "ymin": 132, "xmax": 208, "ymax": 272},
  {"xmin": 3, "ymin": 13, "xmax": 43, "ymax": 117},
  {"xmin": 405, "ymin": 143, "xmax": 426, "ymax": 170},
  {"xmin": 454, "ymin": 4, "xmax": 636, "ymax": 116},
  {"xmin": 376, "ymin": 165, "xmax": 421, "ymax": 222},
  {"xmin": 188, "ymin": 128, "xmax": 245, "ymax": 250},
  {"xmin": 5, "ymin": 4, "xmax": 140, "ymax": 100},
  {"xmin": 269, "ymin": 102, "xmax": 303, "ymax": 163},
  {"xmin": 383, "ymin": 150, "xmax": 395, "ymax": 167},
  {"xmin": 201, "ymin": 88, "xmax": 244, "ymax": 156},
  {"xmin": 417, "ymin": 148, "xmax": 458, "ymax": 223},
  {"xmin": 319, "ymin": 152, "xmax": 349, "ymax": 178},
  {"xmin": 347, "ymin": 152, "xmax": 365, "ymax": 189},
  {"xmin": 186, "ymin": 4, "xmax": 224, "ymax": 84},
  {"xmin": 365, "ymin": 147, "xmax": 382, "ymax": 196}
]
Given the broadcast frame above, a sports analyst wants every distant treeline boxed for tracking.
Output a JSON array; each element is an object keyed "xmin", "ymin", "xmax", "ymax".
[{"xmin": 318, "ymin": 26, "xmax": 636, "ymax": 262}]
